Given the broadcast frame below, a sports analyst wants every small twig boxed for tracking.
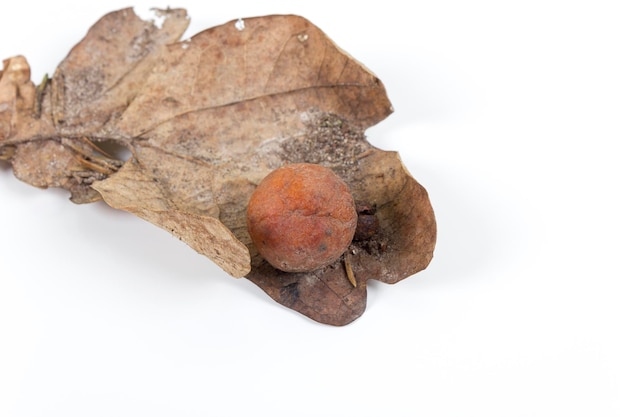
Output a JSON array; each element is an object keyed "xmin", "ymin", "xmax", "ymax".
[
  {"xmin": 81, "ymin": 137, "xmax": 114, "ymax": 159},
  {"xmin": 72, "ymin": 156, "xmax": 116, "ymax": 175},
  {"xmin": 344, "ymin": 253, "xmax": 357, "ymax": 288},
  {"xmin": 63, "ymin": 139, "xmax": 120, "ymax": 175}
]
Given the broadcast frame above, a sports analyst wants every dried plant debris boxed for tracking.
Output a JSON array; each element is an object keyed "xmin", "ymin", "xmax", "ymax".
[{"xmin": 0, "ymin": 8, "xmax": 436, "ymax": 325}]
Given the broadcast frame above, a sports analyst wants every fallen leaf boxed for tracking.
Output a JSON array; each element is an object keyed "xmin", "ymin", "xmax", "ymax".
[{"xmin": 0, "ymin": 8, "xmax": 436, "ymax": 325}]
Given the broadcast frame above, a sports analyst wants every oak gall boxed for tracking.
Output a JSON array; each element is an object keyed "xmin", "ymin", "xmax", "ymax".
[{"xmin": 246, "ymin": 163, "xmax": 357, "ymax": 272}]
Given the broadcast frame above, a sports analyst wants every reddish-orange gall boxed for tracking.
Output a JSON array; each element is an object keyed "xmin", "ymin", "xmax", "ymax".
[{"xmin": 246, "ymin": 163, "xmax": 357, "ymax": 272}]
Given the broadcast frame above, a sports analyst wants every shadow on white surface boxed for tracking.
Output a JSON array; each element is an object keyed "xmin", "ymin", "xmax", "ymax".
[{"xmin": 415, "ymin": 166, "xmax": 523, "ymax": 288}]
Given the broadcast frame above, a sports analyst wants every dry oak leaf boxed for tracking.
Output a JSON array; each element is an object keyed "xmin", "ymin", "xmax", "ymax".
[{"xmin": 0, "ymin": 8, "xmax": 436, "ymax": 325}]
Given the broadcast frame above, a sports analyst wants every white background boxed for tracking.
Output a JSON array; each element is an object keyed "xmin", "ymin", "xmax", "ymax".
[{"xmin": 1, "ymin": 1, "xmax": 625, "ymax": 416}]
